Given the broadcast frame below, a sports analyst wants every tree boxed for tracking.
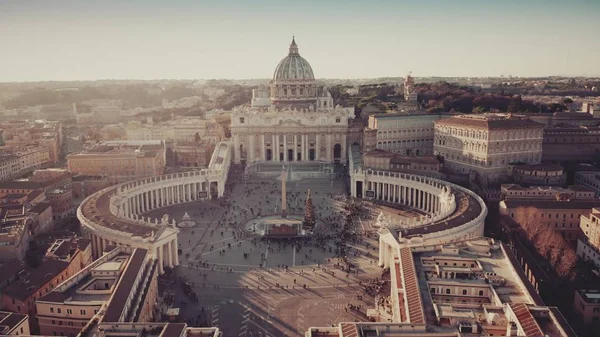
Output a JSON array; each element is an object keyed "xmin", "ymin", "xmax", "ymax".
[{"xmin": 303, "ymin": 189, "xmax": 316, "ymax": 229}]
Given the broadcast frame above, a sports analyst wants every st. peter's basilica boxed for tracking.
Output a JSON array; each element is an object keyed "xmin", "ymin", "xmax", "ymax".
[{"xmin": 230, "ymin": 38, "xmax": 355, "ymax": 165}]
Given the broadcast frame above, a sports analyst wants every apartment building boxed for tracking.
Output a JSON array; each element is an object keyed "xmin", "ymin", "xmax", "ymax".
[
  {"xmin": 67, "ymin": 140, "xmax": 166, "ymax": 183},
  {"xmin": 36, "ymin": 247, "xmax": 159, "ymax": 336},
  {"xmin": 500, "ymin": 184, "xmax": 600, "ymax": 244},
  {"xmin": 434, "ymin": 113, "xmax": 544, "ymax": 186},
  {"xmin": 363, "ymin": 111, "xmax": 444, "ymax": 155}
]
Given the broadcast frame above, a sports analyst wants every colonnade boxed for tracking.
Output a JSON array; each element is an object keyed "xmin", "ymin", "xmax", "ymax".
[
  {"xmin": 365, "ymin": 180, "xmax": 439, "ymax": 214},
  {"xmin": 122, "ymin": 180, "xmax": 211, "ymax": 218}
]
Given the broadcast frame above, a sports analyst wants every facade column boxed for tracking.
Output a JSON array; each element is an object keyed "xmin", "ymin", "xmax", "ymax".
[
  {"xmin": 233, "ymin": 133, "xmax": 240, "ymax": 164},
  {"xmin": 249, "ymin": 134, "xmax": 255, "ymax": 163},
  {"xmin": 316, "ymin": 134, "xmax": 320, "ymax": 161},
  {"xmin": 261, "ymin": 134, "xmax": 266, "ymax": 161},
  {"xmin": 327, "ymin": 134, "xmax": 332, "ymax": 161},
  {"xmin": 271, "ymin": 134, "xmax": 275, "ymax": 161},
  {"xmin": 275, "ymin": 134, "xmax": 280, "ymax": 162},
  {"xmin": 283, "ymin": 134, "xmax": 288, "ymax": 162},
  {"xmin": 294, "ymin": 134, "xmax": 298, "ymax": 161},
  {"xmin": 341, "ymin": 133, "xmax": 347, "ymax": 163}
]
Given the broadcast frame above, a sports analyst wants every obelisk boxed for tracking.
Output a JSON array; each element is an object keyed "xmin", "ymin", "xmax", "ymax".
[{"xmin": 281, "ymin": 165, "xmax": 287, "ymax": 218}]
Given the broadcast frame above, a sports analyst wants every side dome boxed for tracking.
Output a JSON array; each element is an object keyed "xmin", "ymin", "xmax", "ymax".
[{"xmin": 273, "ymin": 38, "xmax": 315, "ymax": 81}]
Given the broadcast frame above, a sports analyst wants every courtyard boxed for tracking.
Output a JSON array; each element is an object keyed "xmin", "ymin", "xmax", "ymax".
[{"xmin": 144, "ymin": 165, "xmax": 414, "ymax": 336}]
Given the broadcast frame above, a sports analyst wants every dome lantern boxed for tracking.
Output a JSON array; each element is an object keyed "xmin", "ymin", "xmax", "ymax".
[{"xmin": 289, "ymin": 36, "xmax": 299, "ymax": 55}]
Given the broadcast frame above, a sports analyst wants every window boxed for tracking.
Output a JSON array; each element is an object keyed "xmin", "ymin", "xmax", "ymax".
[
  {"xmin": 50, "ymin": 307, "xmax": 54, "ymax": 313},
  {"xmin": 479, "ymin": 290, "xmax": 484, "ymax": 296},
  {"xmin": 57, "ymin": 308, "xmax": 61, "ymax": 314},
  {"xmin": 446, "ymin": 289, "xmax": 451, "ymax": 294},
  {"xmin": 80, "ymin": 309, "xmax": 86, "ymax": 315},
  {"xmin": 462, "ymin": 289, "xmax": 467, "ymax": 295},
  {"xmin": 66, "ymin": 309, "xmax": 72, "ymax": 314},
  {"xmin": 239, "ymin": 117, "xmax": 245, "ymax": 124},
  {"xmin": 335, "ymin": 117, "xmax": 340, "ymax": 123},
  {"xmin": 52, "ymin": 320, "xmax": 55, "ymax": 325}
]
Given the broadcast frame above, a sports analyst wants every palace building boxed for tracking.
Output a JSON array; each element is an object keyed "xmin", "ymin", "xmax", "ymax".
[{"xmin": 230, "ymin": 38, "xmax": 355, "ymax": 165}]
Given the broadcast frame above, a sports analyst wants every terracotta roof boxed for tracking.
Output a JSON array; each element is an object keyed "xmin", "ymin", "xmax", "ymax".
[
  {"xmin": 510, "ymin": 303, "xmax": 544, "ymax": 337},
  {"xmin": 340, "ymin": 323, "xmax": 358, "ymax": 337},
  {"xmin": 436, "ymin": 115, "xmax": 544, "ymax": 130},
  {"xmin": 162, "ymin": 323, "xmax": 186, "ymax": 337},
  {"xmin": 400, "ymin": 247, "xmax": 425, "ymax": 324}
]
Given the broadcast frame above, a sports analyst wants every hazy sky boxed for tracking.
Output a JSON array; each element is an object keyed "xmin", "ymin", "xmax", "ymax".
[{"xmin": 1, "ymin": 0, "xmax": 599, "ymax": 81}]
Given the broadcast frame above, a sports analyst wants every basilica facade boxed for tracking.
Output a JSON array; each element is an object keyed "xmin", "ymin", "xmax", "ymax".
[{"xmin": 231, "ymin": 38, "xmax": 355, "ymax": 165}]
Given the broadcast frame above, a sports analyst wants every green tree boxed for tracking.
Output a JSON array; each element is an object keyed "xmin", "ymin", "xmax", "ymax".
[{"xmin": 303, "ymin": 189, "xmax": 316, "ymax": 229}]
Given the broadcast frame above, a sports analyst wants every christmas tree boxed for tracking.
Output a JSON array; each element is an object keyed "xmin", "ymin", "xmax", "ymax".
[{"xmin": 303, "ymin": 189, "xmax": 316, "ymax": 228}]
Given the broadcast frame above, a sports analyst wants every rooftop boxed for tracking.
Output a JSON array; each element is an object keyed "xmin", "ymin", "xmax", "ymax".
[
  {"xmin": 102, "ymin": 248, "xmax": 148, "ymax": 322},
  {"xmin": 435, "ymin": 114, "xmax": 545, "ymax": 130},
  {"xmin": 0, "ymin": 311, "xmax": 28, "ymax": 334},
  {"xmin": 577, "ymin": 289, "xmax": 600, "ymax": 304},
  {"xmin": 3, "ymin": 258, "xmax": 70, "ymax": 301}
]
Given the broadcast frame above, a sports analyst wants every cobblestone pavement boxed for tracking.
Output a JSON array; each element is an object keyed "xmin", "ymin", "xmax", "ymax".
[{"xmin": 148, "ymin": 170, "xmax": 407, "ymax": 336}]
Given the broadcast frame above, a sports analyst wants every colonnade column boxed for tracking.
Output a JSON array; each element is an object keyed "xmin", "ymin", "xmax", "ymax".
[
  {"xmin": 171, "ymin": 238, "xmax": 179, "ymax": 266},
  {"xmin": 165, "ymin": 242, "xmax": 173, "ymax": 268}
]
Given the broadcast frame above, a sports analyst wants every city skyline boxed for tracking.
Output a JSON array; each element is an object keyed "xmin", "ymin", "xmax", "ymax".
[{"xmin": 1, "ymin": 0, "xmax": 600, "ymax": 82}]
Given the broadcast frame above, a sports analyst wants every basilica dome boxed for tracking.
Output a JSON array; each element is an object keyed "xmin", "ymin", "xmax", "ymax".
[{"xmin": 273, "ymin": 38, "xmax": 315, "ymax": 81}]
